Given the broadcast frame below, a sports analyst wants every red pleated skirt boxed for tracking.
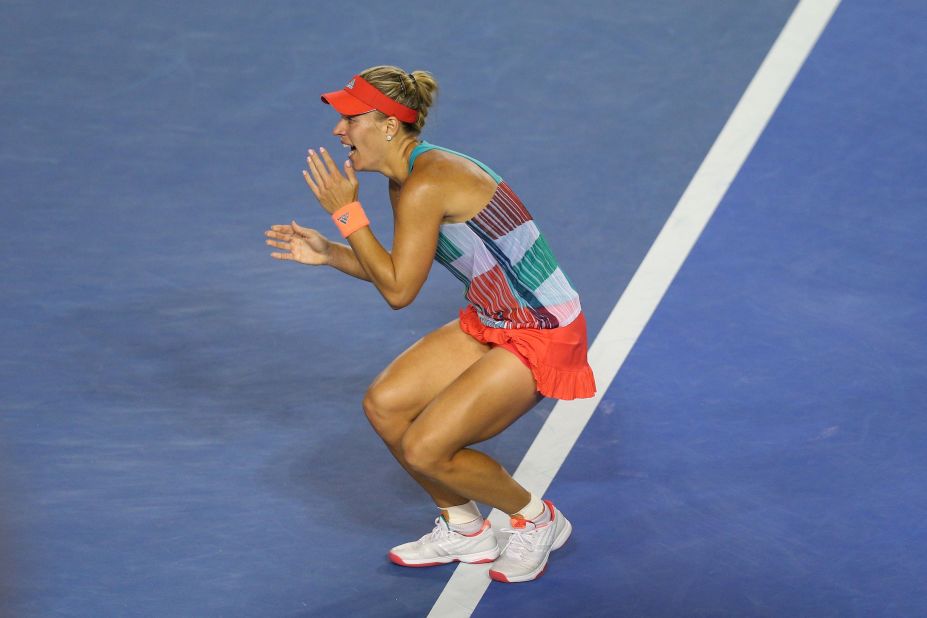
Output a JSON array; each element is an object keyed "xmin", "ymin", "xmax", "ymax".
[{"xmin": 458, "ymin": 306, "xmax": 597, "ymax": 401}]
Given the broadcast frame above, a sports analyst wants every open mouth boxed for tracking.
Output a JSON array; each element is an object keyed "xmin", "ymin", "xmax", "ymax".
[{"xmin": 343, "ymin": 143, "xmax": 357, "ymax": 157}]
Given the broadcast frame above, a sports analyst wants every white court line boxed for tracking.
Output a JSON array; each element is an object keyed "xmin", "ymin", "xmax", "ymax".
[{"xmin": 428, "ymin": 1, "xmax": 841, "ymax": 616}]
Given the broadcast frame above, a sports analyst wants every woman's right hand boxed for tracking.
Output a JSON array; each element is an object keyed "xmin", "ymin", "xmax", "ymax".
[{"xmin": 265, "ymin": 221, "xmax": 331, "ymax": 265}]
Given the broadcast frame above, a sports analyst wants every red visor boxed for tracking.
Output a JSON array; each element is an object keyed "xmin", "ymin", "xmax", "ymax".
[{"xmin": 320, "ymin": 75, "xmax": 419, "ymax": 124}]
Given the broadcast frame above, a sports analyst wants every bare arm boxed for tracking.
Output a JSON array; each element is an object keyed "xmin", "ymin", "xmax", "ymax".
[
  {"xmin": 303, "ymin": 148, "xmax": 443, "ymax": 309},
  {"xmin": 326, "ymin": 241, "xmax": 370, "ymax": 280},
  {"xmin": 342, "ymin": 183, "xmax": 442, "ymax": 308}
]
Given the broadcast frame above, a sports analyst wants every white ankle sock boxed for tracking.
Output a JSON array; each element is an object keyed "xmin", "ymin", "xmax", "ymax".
[
  {"xmin": 441, "ymin": 501, "xmax": 483, "ymax": 534},
  {"xmin": 514, "ymin": 494, "xmax": 548, "ymax": 523}
]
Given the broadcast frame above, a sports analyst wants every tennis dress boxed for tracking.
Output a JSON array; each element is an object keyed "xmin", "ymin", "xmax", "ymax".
[{"xmin": 409, "ymin": 142, "xmax": 595, "ymax": 400}]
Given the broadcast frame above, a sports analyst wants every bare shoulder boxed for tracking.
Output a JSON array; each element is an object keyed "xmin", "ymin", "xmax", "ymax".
[{"xmin": 404, "ymin": 149, "xmax": 498, "ymax": 222}]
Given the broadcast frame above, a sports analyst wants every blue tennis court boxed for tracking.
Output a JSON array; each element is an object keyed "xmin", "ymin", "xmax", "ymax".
[{"xmin": 2, "ymin": 1, "xmax": 924, "ymax": 616}]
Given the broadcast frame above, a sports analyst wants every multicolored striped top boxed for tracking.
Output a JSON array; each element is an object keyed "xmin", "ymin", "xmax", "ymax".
[{"xmin": 409, "ymin": 142, "xmax": 582, "ymax": 330}]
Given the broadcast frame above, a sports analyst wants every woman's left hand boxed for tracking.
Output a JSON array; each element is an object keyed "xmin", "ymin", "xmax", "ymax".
[{"xmin": 303, "ymin": 147, "xmax": 359, "ymax": 214}]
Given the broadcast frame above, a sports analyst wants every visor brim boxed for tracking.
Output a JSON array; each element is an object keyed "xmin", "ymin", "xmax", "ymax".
[{"xmin": 320, "ymin": 89, "xmax": 375, "ymax": 116}]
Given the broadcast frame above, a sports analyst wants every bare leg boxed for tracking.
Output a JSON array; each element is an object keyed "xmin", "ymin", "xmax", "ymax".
[
  {"xmin": 400, "ymin": 347, "xmax": 543, "ymax": 515},
  {"xmin": 363, "ymin": 319, "xmax": 493, "ymax": 507}
]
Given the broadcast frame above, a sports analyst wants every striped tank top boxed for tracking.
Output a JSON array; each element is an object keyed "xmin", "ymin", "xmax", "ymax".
[{"xmin": 409, "ymin": 142, "xmax": 582, "ymax": 330}]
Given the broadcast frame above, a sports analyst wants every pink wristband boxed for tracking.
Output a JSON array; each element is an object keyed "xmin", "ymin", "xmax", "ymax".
[{"xmin": 331, "ymin": 201, "xmax": 370, "ymax": 238}]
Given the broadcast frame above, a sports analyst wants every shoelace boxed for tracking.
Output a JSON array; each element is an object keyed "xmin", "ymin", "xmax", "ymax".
[
  {"xmin": 423, "ymin": 517, "xmax": 453, "ymax": 543},
  {"xmin": 499, "ymin": 521, "xmax": 542, "ymax": 558}
]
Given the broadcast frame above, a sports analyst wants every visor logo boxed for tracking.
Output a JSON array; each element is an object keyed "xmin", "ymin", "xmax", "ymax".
[{"xmin": 346, "ymin": 79, "xmax": 355, "ymax": 89}]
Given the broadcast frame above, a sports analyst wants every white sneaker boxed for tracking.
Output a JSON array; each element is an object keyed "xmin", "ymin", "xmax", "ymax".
[
  {"xmin": 488, "ymin": 500, "xmax": 571, "ymax": 583},
  {"xmin": 388, "ymin": 516, "xmax": 501, "ymax": 567}
]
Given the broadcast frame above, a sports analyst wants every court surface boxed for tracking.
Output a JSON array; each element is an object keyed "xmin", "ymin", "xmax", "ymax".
[{"xmin": 2, "ymin": 1, "xmax": 925, "ymax": 616}]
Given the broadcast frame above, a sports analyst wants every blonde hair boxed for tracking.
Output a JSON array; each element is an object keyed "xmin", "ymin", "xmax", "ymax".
[{"xmin": 359, "ymin": 65, "xmax": 438, "ymax": 134}]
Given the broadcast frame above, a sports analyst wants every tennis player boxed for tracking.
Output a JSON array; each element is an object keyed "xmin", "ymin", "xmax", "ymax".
[{"xmin": 265, "ymin": 66, "xmax": 595, "ymax": 583}]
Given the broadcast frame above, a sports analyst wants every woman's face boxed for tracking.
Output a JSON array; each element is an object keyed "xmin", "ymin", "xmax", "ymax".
[{"xmin": 332, "ymin": 111, "xmax": 386, "ymax": 172}]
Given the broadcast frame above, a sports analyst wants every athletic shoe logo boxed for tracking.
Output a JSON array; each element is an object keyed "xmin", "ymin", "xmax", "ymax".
[
  {"xmin": 346, "ymin": 79, "xmax": 355, "ymax": 89},
  {"xmin": 337, "ymin": 213, "xmax": 350, "ymax": 225}
]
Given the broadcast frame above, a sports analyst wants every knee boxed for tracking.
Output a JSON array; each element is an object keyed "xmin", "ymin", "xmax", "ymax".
[
  {"xmin": 362, "ymin": 383, "xmax": 409, "ymax": 445},
  {"xmin": 400, "ymin": 429, "xmax": 453, "ymax": 476}
]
